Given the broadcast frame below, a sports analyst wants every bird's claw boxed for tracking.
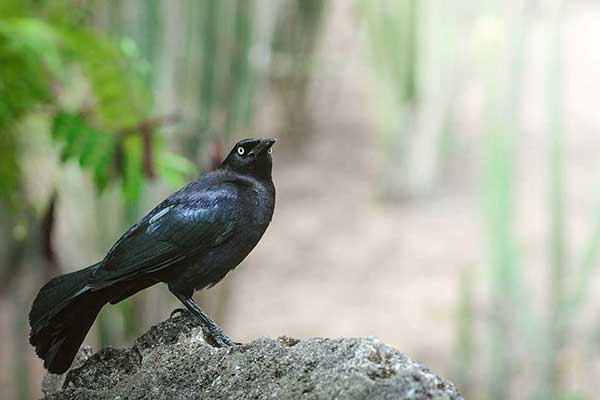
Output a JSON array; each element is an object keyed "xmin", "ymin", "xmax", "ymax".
[
  {"xmin": 170, "ymin": 308, "xmax": 187, "ymax": 318},
  {"xmin": 205, "ymin": 331, "xmax": 240, "ymax": 347}
]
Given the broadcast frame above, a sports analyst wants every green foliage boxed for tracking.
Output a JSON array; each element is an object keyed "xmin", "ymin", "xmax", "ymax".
[
  {"xmin": 0, "ymin": 18, "xmax": 59, "ymax": 203},
  {"xmin": 0, "ymin": 130, "xmax": 20, "ymax": 204},
  {"xmin": 62, "ymin": 31, "xmax": 152, "ymax": 128},
  {"xmin": 156, "ymin": 147, "xmax": 197, "ymax": 189},
  {"xmin": 122, "ymin": 134, "xmax": 144, "ymax": 204},
  {"xmin": 51, "ymin": 111, "xmax": 114, "ymax": 190},
  {"xmin": 0, "ymin": 4, "xmax": 194, "ymax": 208}
]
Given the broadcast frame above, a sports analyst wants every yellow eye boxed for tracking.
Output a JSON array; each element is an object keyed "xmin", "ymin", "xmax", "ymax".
[
  {"xmin": 267, "ymin": 148, "xmax": 272, "ymax": 155},
  {"xmin": 237, "ymin": 147, "xmax": 245, "ymax": 156}
]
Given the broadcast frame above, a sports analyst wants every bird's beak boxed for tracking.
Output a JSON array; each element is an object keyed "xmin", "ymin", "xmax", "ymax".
[{"xmin": 248, "ymin": 138, "xmax": 277, "ymax": 156}]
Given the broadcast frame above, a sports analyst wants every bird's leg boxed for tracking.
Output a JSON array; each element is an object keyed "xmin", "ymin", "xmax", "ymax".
[{"xmin": 171, "ymin": 291, "xmax": 239, "ymax": 347}]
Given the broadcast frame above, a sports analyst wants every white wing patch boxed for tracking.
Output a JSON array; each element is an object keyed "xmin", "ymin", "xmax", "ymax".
[{"xmin": 148, "ymin": 206, "xmax": 171, "ymax": 225}]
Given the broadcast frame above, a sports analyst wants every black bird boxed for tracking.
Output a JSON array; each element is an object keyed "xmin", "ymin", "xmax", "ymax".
[{"xmin": 29, "ymin": 137, "xmax": 276, "ymax": 374}]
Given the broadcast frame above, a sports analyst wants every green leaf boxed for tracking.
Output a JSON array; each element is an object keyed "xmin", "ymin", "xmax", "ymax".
[
  {"xmin": 122, "ymin": 134, "xmax": 144, "ymax": 204},
  {"xmin": 51, "ymin": 112, "xmax": 68, "ymax": 139},
  {"xmin": 0, "ymin": 128, "xmax": 20, "ymax": 204},
  {"xmin": 77, "ymin": 125, "xmax": 103, "ymax": 168},
  {"xmin": 51, "ymin": 111, "xmax": 120, "ymax": 193},
  {"xmin": 52, "ymin": 112, "xmax": 85, "ymax": 162},
  {"xmin": 2, "ymin": 18, "xmax": 66, "ymax": 78},
  {"xmin": 157, "ymin": 151, "xmax": 197, "ymax": 189},
  {"xmin": 93, "ymin": 140, "xmax": 114, "ymax": 192},
  {"xmin": 61, "ymin": 29, "xmax": 152, "ymax": 128}
]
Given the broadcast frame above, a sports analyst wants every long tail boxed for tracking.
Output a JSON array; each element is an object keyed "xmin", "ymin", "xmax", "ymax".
[{"xmin": 29, "ymin": 262, "xmax": 105, "ymax": 374}]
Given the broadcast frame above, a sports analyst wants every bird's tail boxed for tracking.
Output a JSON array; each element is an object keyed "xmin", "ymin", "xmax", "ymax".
[{"xmin": 29, "ymin": 262, "xmax": 105, "ymax": 374}]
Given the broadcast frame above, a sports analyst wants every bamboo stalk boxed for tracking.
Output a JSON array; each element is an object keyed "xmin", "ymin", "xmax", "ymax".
[
  {"xmin": 542, "ymin": 1, "xmax": 565, "ymax": 398},
  {"xmin": 479, "ymin": 2, "xmax": 529, "ymax": 398},
  {"xmin": 454, "ymin": 268, "xmax": 475, "ymax": 399}
]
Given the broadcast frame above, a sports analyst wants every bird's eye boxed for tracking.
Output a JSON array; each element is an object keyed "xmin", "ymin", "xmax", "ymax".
[
  {"xmin": 267, "ymin": 148, "xmax": 273, "ymax": 155},
  {"xmin": 237, "ymin": 147, "xmax": 245, "ymax": 156}
]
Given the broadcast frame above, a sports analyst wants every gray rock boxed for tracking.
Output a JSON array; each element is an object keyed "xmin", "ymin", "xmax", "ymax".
[
  {"xmin": 41, "ymin": 346, "xmax": 94, "ymax": 396},
  {"xmin": 42, "ymin": 312, "xmax": 462, "ymax": 400}
]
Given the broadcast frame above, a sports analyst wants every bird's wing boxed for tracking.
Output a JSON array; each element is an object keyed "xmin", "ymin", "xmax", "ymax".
[{"xmin": 90, "ymin": 183, "xmax": 241, "ymax": 287}]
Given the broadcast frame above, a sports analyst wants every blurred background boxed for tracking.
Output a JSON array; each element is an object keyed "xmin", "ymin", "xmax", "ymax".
[{"xmin": 1, "ymin": 0, "xmax": 599, "ymax": 398}]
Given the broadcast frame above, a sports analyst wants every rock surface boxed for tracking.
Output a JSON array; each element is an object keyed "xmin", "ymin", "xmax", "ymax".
[{"xmin": 42, "ymin": 312, "xmax": 463, "ymax": 400}]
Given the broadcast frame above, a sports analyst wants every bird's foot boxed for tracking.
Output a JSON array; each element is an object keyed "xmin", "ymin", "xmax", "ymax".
[
  {"xmin": 168, "ymin": 291, "xmax": 241, "ymax": 347},
  {"xmin": 170, "ymin": 308, "xmax": 187, "ymax": 318},
  {"xmin": 205, "ymin": 330, "xmax": 241, "ymax": 347}
]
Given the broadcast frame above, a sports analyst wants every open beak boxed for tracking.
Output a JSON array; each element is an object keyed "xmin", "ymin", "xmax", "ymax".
[{"xmin": 248, "ymin": 138, "xmax": 277, "ymax": 156}]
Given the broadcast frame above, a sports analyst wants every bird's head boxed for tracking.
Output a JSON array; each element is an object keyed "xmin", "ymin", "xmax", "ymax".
[{"xmin": 222, "ymin": 138, "xmax": 277, "ymax": 180}]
